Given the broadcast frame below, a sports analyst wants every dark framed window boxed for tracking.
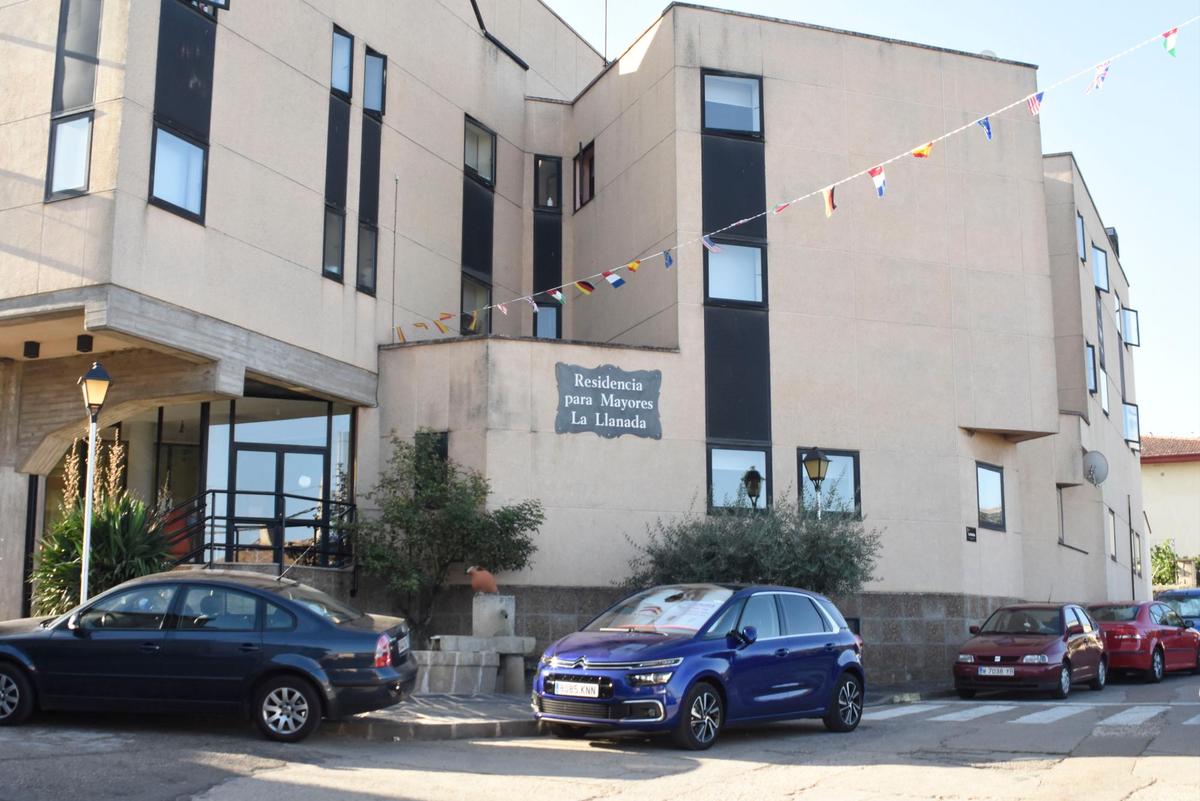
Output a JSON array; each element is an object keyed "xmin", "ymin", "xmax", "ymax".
[
  {"xmin": 708, "ymin": 445, "xmax": 770, "ymax": 511},
  {"xmin": 46, "ymin": 110, "xmax": 94, "ymax": 199},
  {"xmin": 1076, "ymin": 212, "xmax": 1086, "ymax": 262},
  {"xmin": 777, "ymin": 593, "xmax": 829, "ymax": 635},
  {"xmin": 798, "ymin": 448, "xmax": 860, "ymax": 517},
  {"xmin": 46, "ymin": 0, "xmax": 101, "ymax": 201},
  {"xmin": 80, "ymin": 584, "xmax": 178, "ymax": 630},
  {"xmin": 176, "ymin": 585, "xmax": 260, "ymax": 631},
  {"xmin": 1107, "ymin": 508, "xmax": 1117, "ymax": 560},
  {"xmin": 574, "ymin": 141, "xmax": 595, "ymax": 209},
  {"xmin": 1123, "ymin": 402, "xmax": 1140, "ymax": 447},
  {"xmin": 322, "ymin": 206, "xmax": 345, "ymax": 279},
  {"xmin": 1120, "ymin": 307, "xmax": 1140, "ymax": 346},
  {"xmin": 461, "ymin": 274, "xmax": 491, "ymax": 335},
  {"xmin": 356, "ymin": 223, "xmax": 377, "ymax": 294},
  {"xmin": 356, "ymin": 47, "xmax": 384, "ymax": 295},
  {"xmin": 322, "ymin": 26, "xmax": 352, "ymax": 281},
  {"xmin": 1085, "ymin": 343, "xmax": 1097, "ymax": 394},
  {"xmin": 464, "ymin": 117, "xmax": 496, "ymax": 185},
  {"xmin": 534, "ymin": 155, "xmax": 561, "ymax": 210},
  {"xmin": 976, "ymin": 462, "xmax": 1005, "ymax": 531},
  {"xmin": 1092, "ymin": 245, "xmax": 1109, "ymax": 292},
  {"xmin": 1056, "ymin": 486, "xmax": 1065, "ymax": 544},
  {"xmin": 702, "ymin": 70, "xmax": 763, "ymax": 136},
  {"xmin": 363, "ymin": 48, "xmax": 386, "ymax": 116},
  {"xmin": 534, "ymin": 304, "xmax": 561, "ymax": 339},
  {"xmin": 1099, "ymin": 367, "xmax": 1109, "ymax": 415},
  {"xmin": 1095, "ymin": 292, "xmax": 1106, "ymax": 369},
  {"xmin": 331, "ymin": 27, "xmax": 353, "ymax": 98},
  {"xmin": 149, "ymin": 123, "xmax": 208, "ymax": 221},
  {"xmin": 737, "ymin": 593, "xmax": 780, "ymax": 638},
  {"xmin": 265, "ymin": 603, "xmax": 297, "ymax": 631},
  {"xmin": 705, "ymin": 240, "xmax": 766, "ymax": 306}
]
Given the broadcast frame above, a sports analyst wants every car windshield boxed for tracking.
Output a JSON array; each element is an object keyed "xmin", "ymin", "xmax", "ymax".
[
  {"xmin": 1161, "ymin": 596, "xmax": 1200, "ymax": 618},
  {"xmin": 980, "ymin": 607, "xmax": 1062, "ymax": 635},
  {"xmin": 1090, "ymin": 604, "xmax": 1139, "ymax": 622},
  {"xmin": 585, "ymin": 585, "xmax": 733, "ymax": 635},
  {"xmin": 271, "ymin": 584, "xmax": 364, "ymax": 624}
]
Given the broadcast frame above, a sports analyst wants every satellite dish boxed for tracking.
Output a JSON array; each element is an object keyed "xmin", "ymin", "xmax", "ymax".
[
  {"xmin": 1083, "ymin": 451, "xmax": 1109, "ymax": 486},
  {"xmin": 980, "ymin": 49, "xmax": 998, "ymax": 58}
]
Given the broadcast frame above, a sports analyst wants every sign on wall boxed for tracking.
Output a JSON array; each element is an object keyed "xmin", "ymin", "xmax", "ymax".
[{"xmin": 555, "ymin": 363, "xmax": 662, "ymax": 439}]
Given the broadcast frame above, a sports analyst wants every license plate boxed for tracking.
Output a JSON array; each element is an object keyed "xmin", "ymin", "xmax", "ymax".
[
  {"xmin": 554, "ymin": 680, "xmax": 599, "ymax": 698},
  {"xmin": 978, "ymin": 666, "xmax": 1015, "ymax": 677}
]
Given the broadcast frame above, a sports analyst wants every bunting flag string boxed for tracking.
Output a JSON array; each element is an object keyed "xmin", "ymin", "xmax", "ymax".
[
  {"xmin": 575, "ymin": 280, "xmax": 595, "ymax": 295},
  {"xmin": 393, "ymin": 14, "xmax": 1198, "ymax": 344}
]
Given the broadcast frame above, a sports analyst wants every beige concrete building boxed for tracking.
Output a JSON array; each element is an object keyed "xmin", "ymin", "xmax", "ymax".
[
  {"xmin": 0, "ymin": 0, "xmax": 1148, "ymax": 680},
  {"xmin": 1141, "ymin": 436, "xmax": 1200, "ymax": 560}
]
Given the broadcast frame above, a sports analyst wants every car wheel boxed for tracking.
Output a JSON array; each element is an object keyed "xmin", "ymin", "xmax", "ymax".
[
  {"xmin": 672, "ymin": 682, "xmax": 723, "ymax": 750},
  {"xmin": 546, "ymin": 722, "xmax": 588, "ymax": 739},
  {"xmin": 956, "ymin": 689, "xmax": 976, "ymax": 700},
  {"xmin": 254, "ymin": 676, "xmax": 322, "ymax": 743},
  {"xmin": 1192, "ymin": 646, "xmax": 1200, "ymax": 676},
  {"xmin": 1145, "ymin": 648, "xmax": 1164, "ymax": 684},
  {"xmin": 0, "ymin": 664, "xmax": 34, "ymax": 727},
  {"xmin": 823, "ymin": 672, "xmax": 863, "ymax": 733},
  {"xmin": 1089, "ymin": 658, "xmax": 1107, "ymax": 691},
  {"xmin": 1050, "ymin": 662, "xmax": 1071, "ymax": 700}
]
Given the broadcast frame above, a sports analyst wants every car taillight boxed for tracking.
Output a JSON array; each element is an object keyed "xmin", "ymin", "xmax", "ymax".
[{"xmin": 374, "ymin": 633, "xmax": 391, "ymax": 668}]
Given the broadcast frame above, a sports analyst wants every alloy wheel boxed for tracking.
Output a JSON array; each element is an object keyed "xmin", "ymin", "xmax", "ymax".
[
  {"xmin": 838, "ymin": 678, "xmax": 862, "ymax": 727},
  {"xmin": 1060, "ymin": 666, "xmax": 1071, "ymax": 696},
  {"xmin": 262, "ymin": 687, "xmax": 310, "ymax": 735},
  {"xmin": 1097, "ymin": 660, "xmax": 1106, "ymax": 686},
  {"xmin": 1153, "ymin": 650, "xmax": 1164, "ymax": 681},
  {"xmin": 0, "ymin": 675, "xmax": 17, "ymax": 720},
  {"xmin": 689, "ymin": 690, "xmax": 720, "ymax": 745}
]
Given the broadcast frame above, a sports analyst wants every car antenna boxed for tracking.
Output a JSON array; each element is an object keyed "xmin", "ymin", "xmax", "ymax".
[{"xmin": 275, "ymin": 542, "xmax": 317, "ymax": 582}]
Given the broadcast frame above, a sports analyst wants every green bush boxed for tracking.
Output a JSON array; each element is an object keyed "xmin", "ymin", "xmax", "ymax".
[{"xmin": 1151, "ymin": 540, "xmax": 1180, "ymax": 586}]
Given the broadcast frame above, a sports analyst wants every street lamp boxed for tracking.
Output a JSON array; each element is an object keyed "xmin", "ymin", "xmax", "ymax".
[
  {"xmin": 741, "ymin": 466, "xmax": 764, "ymax": 510},
  {"xmin": 77, "ymin": 361, "xmax": 111, "ymax": 603},
  {"xmin": 802, "ymin": 448, "xmax": 831, "ymax": 519}
]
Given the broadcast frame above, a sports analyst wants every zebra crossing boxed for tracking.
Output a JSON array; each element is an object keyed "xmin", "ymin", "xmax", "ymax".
[{"xmin": 862, "ymin": 700, "xmax": 1198, "ymax": 727}]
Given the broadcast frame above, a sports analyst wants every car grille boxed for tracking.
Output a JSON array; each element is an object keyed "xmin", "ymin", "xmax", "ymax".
[
  {"xmin": 538, "ymin": 698, "xmax": 616, "ymax": 720},
  {"xmin": 979, "ymin": 655, "xmax": 1021, "ymax": 664}
]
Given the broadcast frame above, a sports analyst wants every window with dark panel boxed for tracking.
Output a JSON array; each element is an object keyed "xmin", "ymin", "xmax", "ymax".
[
  {"xmin": 1123, "ymin": 403, "xmax": 1140, "ymax": 447},
  {"xmin": 705, "ymin": 241, "xmax": 765, "ymax": 305},
  {"xmin": 1076, "ymin": 213, "xmax": 1086, "ymax": 262},
  {"xmin": 798, "ymin": 448, "xmax": 861, "ymax": 517},
  {"xmin": 708, "ymin": 446, "xmax": 770, "ymax": 510},
  {"xmin": 976, "ymin": 462, "xmax": 1005, "ymax": 531},
  {"xmin": 460, "ymin": 116, "xmax": 496, "ymax": 335},
  {"xmin": 534, "ymin": 156, "xmax": 561, "ymax": 210},
  {"xmin": 702, "ymin": 72, "xmax": 762, "ymax": 135},
  {"xmin": 574, "ymin": 141, "xmax": 595, "ymax": 209},
  {"xmin": 331, "ymin": 27, "xmax": 353, "ymax": 97},
  {"xmin": 1085, "ymin": 342, "xmax": 1097, "ymax": 394},
  {"xmin": 1120, "ymin": 307, "xmax": 1140, "ymax": 346},
  {"xmin": 460, "ymin": 275, "xmax": 491, "ymax": 335},
  {"xmin": 532, "ymin": 157, "xmax": 563, "ymax": 338},
  {"xmin": 322, "ymin": 27, "xmax": 353, "ymax": 280},
  {"xmin": 1092, "ymin": 245, "xmax": 1109, "ymax": 292},
  {"xmin": 46, "ymin": 0, "xmax": 102, "ymax": 200},
  {"xmin": 464, "ymin": 117, "xmax": 495, "ymax": 185},
  {"xmin": 534, "ymin": 305, "xmax": 560, "ymax": 339},
  {"xmin": 356, "ymin": 47, "xmax": 386, "ymax": 294}
]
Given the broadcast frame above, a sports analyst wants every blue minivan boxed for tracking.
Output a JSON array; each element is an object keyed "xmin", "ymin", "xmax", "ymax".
[{"xmin": 532, "ymin": 584, "xmax": 864, "ymax": 749}]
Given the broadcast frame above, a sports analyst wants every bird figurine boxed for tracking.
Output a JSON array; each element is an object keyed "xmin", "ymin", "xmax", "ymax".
[{"xmin": 466, "ymin": 566, "xmax": 498, "ymax": 594}]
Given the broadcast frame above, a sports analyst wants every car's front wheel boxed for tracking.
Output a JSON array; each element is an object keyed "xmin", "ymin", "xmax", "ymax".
[
  {"xmin": 1050, "ymin": 662, "xmax": 1071, "ymax": 700},
  {"xmin": 0, "ymin": 664, "xmax": 34, "ymax": 726},
  {"xmin": 1145, "ymin": 648, "xmax": 1164, "ymax": 684},
  {"xmin": 672, "ymin": 682, "xmax": 723, "ymax": 750},
  {"xmin": 823, "ymin": 672, "xmax": 863, "ymax": 732},
  {"xmin": 254, "ymin": 675, "xmax": 322, "ymax": 742},
  {"xmin": 1089, "ymin": 658, "xmax": 1107, "ymax": 691}
]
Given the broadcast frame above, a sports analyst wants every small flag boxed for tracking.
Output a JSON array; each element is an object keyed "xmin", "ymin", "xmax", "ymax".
[
  {"xmin": 1086, "ymin": 62, "xmax": 1110, "ymax": 94},
  {"xmin": 822, "ymin": 186, "xmax": 836, "ymax": 218},
  {"xmin": 575, "ymin": 280, "xmax": 595, "ymax": 295},
  {"xmin": 626, "ymin": 259, "xmax": 641, "ymax": 272},
  {"xmin": 548, "ymin": 289, "xmax": 564, "ymax": 304},
  {"xmin": 467, "ymin": 311, "xmax": 479, "ymax": 332},
  {"xmin": 772, "ymin": 201, "xmax": 791, "ymax": 215},
  {"xmin": 977, "ymin": 117, "xmax": 993, "ymax": 141},
  {"xmin": 1026, "ymin": 92, "xmax": 1044, "ymax": 115},
  {"xmin": 868, "ymin": 166, "xmax": 886, "ymax": 198},
  {"xmin": 603, "ymin": 270, "xmax": 626, "ymax": 288},
  {"xmin": 413, "ymin": 322, "xmax": 429, "ymax": 330},
  {"xmin": 911, "ymin": 142, "xmax": 933, "ymax": 158},
  {"xmin": 433, "ymin": 320, "xmax": 449, "ymax": 334},
  {"xmin": 662, "ymin": 250, "xmax": 673, "ymax": 269},
  {"xmin": 438, "ymin": 312, "xmax": 454, "ymax": 321},
  {"xmin": 524, "ymin": 297, "xmax": 538, "ymax": 313},
  {"xmin": 1163, "ymin": 27, "xmax": 1178, "ymax": 57},
  {"xmin": 701, "ymin": 236, "xmax": 721, "ymax": 253},
  {"xmin": 395, "ymin": 326, "xmax": 406, "ymax": 343},
  {"xmin": 496, "ymin": 303, "xmax": 508, "ymax": 316}
]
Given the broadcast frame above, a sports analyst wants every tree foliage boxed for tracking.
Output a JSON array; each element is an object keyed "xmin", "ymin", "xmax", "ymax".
[
  {"xmin": 354, "ymin": 433, "xmax": 543, "ymax": 645},
  {"xmin": 627, "ymin": 490, "xmax": 882, "ymax": 597},
  {"xmin": 1151, "ymin": 539, "xmax": 1180, "ymax": 586}
]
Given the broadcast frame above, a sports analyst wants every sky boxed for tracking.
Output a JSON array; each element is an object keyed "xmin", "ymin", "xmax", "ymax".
[{"xmin": 545, "ymin": 0, "xmax": 1200, "ymax": 437}]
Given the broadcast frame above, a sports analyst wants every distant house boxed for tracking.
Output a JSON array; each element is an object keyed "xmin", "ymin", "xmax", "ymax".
[{"xmin": 1141, "ymin": 436, "xmax": 1200, "ymax": 558}]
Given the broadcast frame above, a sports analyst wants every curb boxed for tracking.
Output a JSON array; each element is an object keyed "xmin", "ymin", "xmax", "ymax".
[
  {"xmin": 330, "ymin": 715, "xmax": 541, "ymax": 742},
  {"xmin": 865, "ymin": 688, "xmax": 958, "ymax": 707}
]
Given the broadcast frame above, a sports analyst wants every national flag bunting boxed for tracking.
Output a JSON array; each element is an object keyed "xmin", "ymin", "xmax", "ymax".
[
  {"xmin": 662, "ymin": 250, "xmax": 673, "ymax": 269},
  {"xmin": 1163, "ymin": 27, "xmax": 1178, "ymax": 57},
  {"xmin": 602, "ymin": 270, "xmax": 626, "ymax": 288},
  {"xmin": 395, "ymin": 326, "xmax": 406, "ymax": 343},
  {"xmin": 413, "ymin": 322, "xmax": 429, "ymax": 330},
  {"xmin": 438, "ymin": 312, "xmax": 455, "ymax": 321},
  {"xmin": 467, "ymin": 311, "xmax": 479, "ymax": 332},
  {"xmin": 977, "ymin": 117, "xmax": 993, "ymax": 141},
  {"xmin": 1026, "ymin": 92, "xmax": 1044, "ymax": 115},
  {"xmin": 626, "ymin": 259, "xmax": 641, "ymax": 272},
  {"xmin": 575, "ymin": 280, "xmax": 595, "ymax": 295},
  {"xmin": 433, "ymin": 320, "xmax": 449, "ymax": 334},
  {"xmin": 548, "ymin": 289, "xmax": 564, "ymax": 304},
  {"xmin": 772, "ymin": 201, "xmax": 791, "ymax": 215},
  {"xmin": 822, "ymin": 186, "xmax": 837, "ymax": 218},
  {"xmin": 524, "ymin": 297, "xmax": 538, "ymax": 313},
  {"xmin": 496, "ymin": 303, "xmax": 508, "ymax": 316},
  {"xmin": 701, "ymin": 236, "xmax": 721, "ymax": 253},
  {"xmin": 911, "ymin": 142, "xmax": 933, "ymax": 158},
  {"xmin": 1086, "ymin": 62, "xmax": 1110, "ymax": 94},
  {"xmin": 868, "ymin": 166, "xmax": 886, "ymax": 198}
]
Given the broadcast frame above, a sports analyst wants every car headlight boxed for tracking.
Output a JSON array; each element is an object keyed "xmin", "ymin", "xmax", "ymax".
[
  {"xmin": 957, "ymin": 654, "xmax": 975, "ymax": 663},
  {"xmin": 628, "ymin": 671, "xmax": 674, "ymax": 686},
  {"xmin": 1021, "ymin": 654, "xmax": 1049, "ymax": 664},
  {"xmin": 539, "ymin": 654, "xmax": 552, "ymax": 666},
  {"xmin": 630, "ymin": 657, "xmax": 683, "ymax": 669}
]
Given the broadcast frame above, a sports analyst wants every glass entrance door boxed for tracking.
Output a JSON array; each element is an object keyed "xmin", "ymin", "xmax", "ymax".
[{"xmin": 231, "ymin": 445, "xmax": 327, "ymax": 563}]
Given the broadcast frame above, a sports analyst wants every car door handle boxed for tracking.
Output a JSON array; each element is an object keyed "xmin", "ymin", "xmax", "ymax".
[
  {"xmin": 139, "ymin": 642, "xmax": 161, "ymax": 653},
  {"xmin": 774, "ymin": 648, "xmax": 790, "ymax": 658},
  {"xmin": 239, "ymin": 643, "xmax": 261, "ymax": 653},
  {"xmin": 824, "ymin": 643, "xmax": 835, "ymax": 651}
]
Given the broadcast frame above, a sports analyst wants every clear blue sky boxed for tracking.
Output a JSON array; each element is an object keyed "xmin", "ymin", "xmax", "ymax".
[{"xmin": 546, "ymin": 1, "xmax": 1200, "ymax": 436}]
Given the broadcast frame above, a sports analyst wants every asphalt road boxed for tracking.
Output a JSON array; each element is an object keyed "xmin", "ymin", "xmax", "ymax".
[{"xmin": 1, "ymin": 673, "xmax": 1197, "ymax": 801}]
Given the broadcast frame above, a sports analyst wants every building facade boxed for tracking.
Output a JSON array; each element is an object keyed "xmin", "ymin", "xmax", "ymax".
[
  {"xmin": 0, "ymin": 0, "xmax": 1148, "ymax": 680},
  {"xmin": 1141, "ymin": 436, "xmax": 1200, "ymax": 561}
]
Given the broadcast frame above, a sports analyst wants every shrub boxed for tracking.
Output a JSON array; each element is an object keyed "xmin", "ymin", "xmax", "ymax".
[{"xmin": 1151, "ymin": 539, "xmax": 1180, "ymax": 586}]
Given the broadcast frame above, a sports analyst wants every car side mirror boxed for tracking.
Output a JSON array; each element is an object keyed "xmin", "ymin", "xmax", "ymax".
[
  {"xmin": 968, "ymin": 625, "xmax": 980, "ymax": 635},
  {"xmin": 1066, "ymin": 623, "xmax": 1084, "ymax": 637},
  {"xmin": 739, "ymin": 626, "xmax": 758, "ymax": 646},
  {"xmin": 67, "ymin": 612, "xmax": 86, "ymax": 636}
]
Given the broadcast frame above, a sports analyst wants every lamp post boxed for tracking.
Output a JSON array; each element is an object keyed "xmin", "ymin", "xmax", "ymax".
[
  {"xmin": 78, "ymin": 361, "xmax": 112, "ymax": 603},
  {"xmin": 802, "ymin": 448, "xmax": 831, "ymax": 519},
  {"xmin": 741, "ymin": 466, "xmax": 763, "ymax": 510}
]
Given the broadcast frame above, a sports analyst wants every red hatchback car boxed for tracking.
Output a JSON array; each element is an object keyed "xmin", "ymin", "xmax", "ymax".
[
  {"xmin": 1089, "ymin": 601, "xmax": 1200, "ymax": 682},
  {"xmin": 953, "ymin": 603, "xmax": 1106, "ymax": 699}
]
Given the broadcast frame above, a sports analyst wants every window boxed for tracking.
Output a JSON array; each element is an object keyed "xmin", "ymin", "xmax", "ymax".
[
  {"xmin": 703, "ymin": 600, "xmax": 744, "ymax": 639},
  {"xmin": 1092, "ymin": 246, "xmax": 1109, "ymax": 292},
  {"xmin": 461, "ymin": 275, "xmax": 491, "ymax": 334},
  {"xmin": 45, "ymin": 0, "xmax": 101, "ymax": 200},
  {"xmin": 1095, "ymin": 293, "xmax": 1106, "ymax": 369},
  {"xmin": 976, "ymin": 462, "xmax": 1005, "ymax": 531},
  {"xmin": 778, "ymin": 594, "xmax": 828, "ymax": 635},
  {"xmin": 331, "ymin": 28, "xmax": 353, "ymax": 97},
  {"xmin": 323, "ymin": 206, "xmax": 345, "ymax": 279},
  {"xmin": 706, "ymin": 242, "xmax": 765, "ymax": 304},
  {"xmin": 1107, "ymin": 508, "xmax": 1117, "ymax": 560},
  {"xmin": 1085, "ymin": 343, "xmax": 1097, "ymax": 394},
  {"xmin": 1133, "ymin": 531, "xmax": 1143, "ymax": 576},
  {"xmin": 80, "ymin": 584, "xmax": 177, "ymax": 630},
  {"xmin": 265, "ymin": 603, "xmax": 296, "ymax": 631},
  {"xmin": 47, "ymin": 112, "xmax": 94, "ymax": 198},
  {"xmin": 1123, "ymin": 403, "xmax": 1140, "ymax": 446},
  {"xmin": 464, "ymin": 118, "xmax": 495, "ymax": 185},
  {"xmin": 737, "ymin": 594, "xmax": 780, "ymax": 639},
  {"xmin": 709, "ymin": 447, "xmax": 769, "ymax": 510},
  {"xmin": 363, "ymin": 48, "xmax": 386, "ymax": 115},
  {"xmin": 1099, "ymin": 367, "xmax": 1109, "ymax": 414},
  {"xmin": 702, "ymin": 72, "xmax": 762, "ymax": 135},
  {"xmin": 356, "ymin": 224, "xmax": 377, "ymax": 294},
  {"xmin": 574, "ymin": 141, "xmax": 595, "ymax": 209},
  {"xmin": 534, "ymin": 156, "xmax": 561, "ymax": 209},
  {"xmin": 534, "ymin": 304, "xmax": 560, "ymax": 339},
  {"xmin": 814, "ymin": 597, "xmax": 851, "ymax": 631},
  {"xmin": 1056, "ymin": 486, "xmax": 1065, "ymax": 544},
  {"xmin": 150, "ymin": 125, "xmax": 206, "ymax": 218},
  {"xmin": 1076, "ymin": 213, "xmax": 1086, "ymax": 262},
  {"xmin": 270, "ymin": 584, "xmax": 364, "ymax": 624},
  {"xmin": 799, "ymin": 448, "xmax": 860, "ymax": 516},
  {"xmin": 177, "ymin": 586, "xmax": 260, "ymax": 631},
  {"xmin": 1121, "ymin": 307, "xmax": 1140, "ymax": 346}
]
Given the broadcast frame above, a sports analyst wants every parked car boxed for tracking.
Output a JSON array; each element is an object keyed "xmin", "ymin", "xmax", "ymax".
[
  {"xmin": 1089, "ymin": 600, "xmax": 1200, "ymax": 682},
  {"xmin": 0, "ymin": 570, "xmax": 416, "ymax": 742},
  {"xmin": 1156, "ymin": 588, "xmax": 1200, "ymax": 630},
  {"xmin": 531, "ymin": 584, "xmax": 865, "ymax": 750},
  {"xmin": 953, "ymin": 603, "xmax": 1105, "ymax": 699}
]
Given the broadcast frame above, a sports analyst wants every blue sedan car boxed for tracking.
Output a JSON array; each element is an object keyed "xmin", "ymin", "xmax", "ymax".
[
  {"xmin": 1157, "ymin": 588, "xmax": 1200, "ymax": 630},
  {"xmin": 532, "ymin": 584, "xmax": 865, "ymax": 749}
]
